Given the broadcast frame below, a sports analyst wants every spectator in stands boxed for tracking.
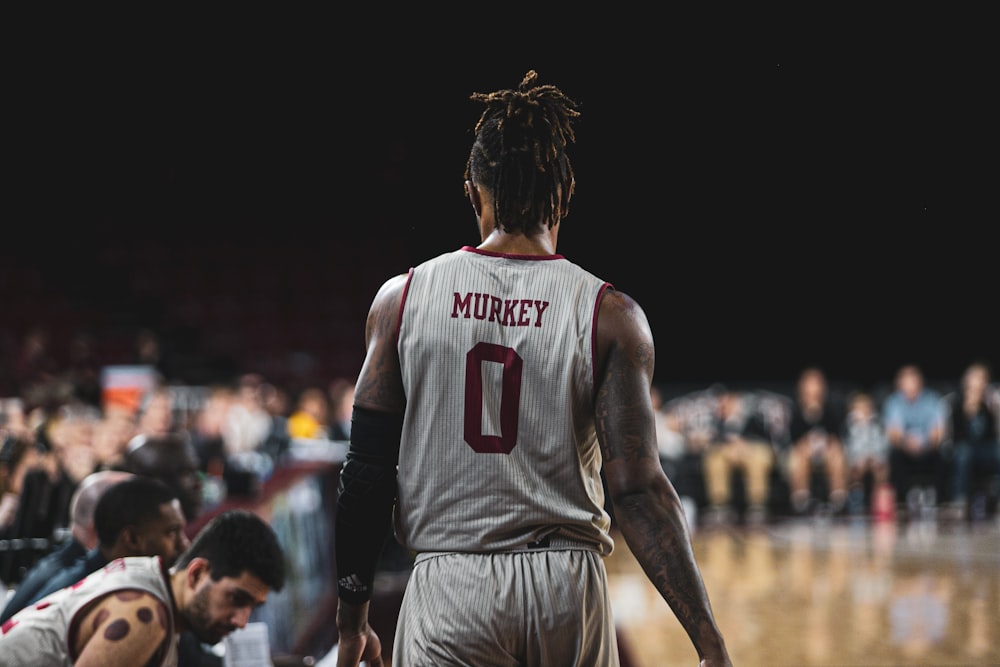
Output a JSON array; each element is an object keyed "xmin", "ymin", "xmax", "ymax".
[
  {"xmin": 0, "ymin": 436, "xmax": 43, "ymax": 535},
  {"xmin": 0, "ymin": 415, "xmax": 76, "ymax": 583},
  {"xmin": 843, "ymin": 390, "xmax": 890, "ymax": 516},
  {"xmin": 259, "ymin": 381, "xmax": 292, "ymax": 465},
  {"xmin": 327, "ymin": 377, "xmax": 355, "ymax": 441},
  {"xmin": 670, "ymin": 388, "xmax": 722, "ymax": 515},
  {"xmin": 883, "ymin": 363, "xmax": 948, "ymax": 518},
  {"xmin": 613, "ymin": 385, "xmax": 689, "ymax": 527},
  {"xmin": 10, "ymin": 325, "xmax": 59, "ymax": 403},
  {"xmin": 217, "ymin": 374, "xmax": 284, "ymax": 495},
  {"xmin": 4, "ymin": 474, "xmax": 188, "ymax": 613},
  {"xmin": 133, "ymin": 385, "xmax": 179, "ymax": 440},
  {"xmin": 0, "ymin": 509, "xmax": 286, "ymax": 666},
  {"xmin": 0, "ymin": 398, "xmax": 32, "ymax": 447},
  {"xmin": 702, "ymin": 386, "xmax": 775, "ymax": 525},
  {"xmin": 90, "ymin": 403, "xmax": 137, "ymax": 472},
  {"xmin": 0, "ymin": 469, "xmax": 133, "ymax": 623},
  {"xmin": 45, "ymin": 400, "xmax": 100, "ymax": 485},
  {"xmin": 189, "ymin": 384, "xmax": 234, "ymax": 477},
  {"xmin": 785, "ymin": 366, "xmax": 848, "ymax": 515},
  {"xmin": 123, "ymin": 433, "xmax": 205, "ymax": 524},
  {"xmin": 287, "ymin": 386, "xmax": 329, "ymax": 440},
  {"xmin": 222, "ymin": 373, "xmax": 273, "ymax": 458},
  {"xmin": 2, "ymin": 424, "xmax": 76, "ymax": 553},
  {"xmin": 62, "ymin": 330, "xmax": 103, "ymax": 408},
  {"xmin": 944, "ymin": 360, "xmax": 1000, "ymax": 521},
  {"xmin": 659, "ymin": 393, "xmax": 710, "ymax": 523},
  {"xmin": 651, "ymin": 385, "xmax": 684, "ymax": 480}
]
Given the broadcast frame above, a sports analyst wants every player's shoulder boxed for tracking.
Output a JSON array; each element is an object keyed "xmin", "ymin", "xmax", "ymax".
[
  {"xmin": 72, "ymin": 588, "xmax": 171, "ymax": 661},
  {"xmin": 375, "ymin": 271, "xmax": 409, "ymax": 297},
  {"xmin": 599, "ymin": 286, "xmax": 649, "ymax": 323},
  {"xmin": 593, "ymin": 286, "xmax": 655, "ymax": 383},
  {"xmin": 596, "ymin": 286, "xmax": 653, "ymax": 347}
]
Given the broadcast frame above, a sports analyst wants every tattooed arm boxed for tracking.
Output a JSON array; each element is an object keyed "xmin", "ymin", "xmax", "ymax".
[
  {"xmin": 594, "ymin": 289, "xmax": 732, "ymax": 667},
  {"xmin": 335, "ymin": 272, "xmax": 408, "ymax": 667},
  {"xmin": 72, "ymin": 589, "xmax": 172, "ymax": 667}
]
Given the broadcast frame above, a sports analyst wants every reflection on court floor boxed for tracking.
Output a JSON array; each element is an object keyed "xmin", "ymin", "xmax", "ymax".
[{"xmin": 607, "ymin": 517, "xmax": 1000, "ymax": 667}]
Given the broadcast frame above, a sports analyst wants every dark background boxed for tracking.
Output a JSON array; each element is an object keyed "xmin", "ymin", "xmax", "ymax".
[{"xmin": 4, "ymin": 16, "xmax": 996, "ymax": 397}]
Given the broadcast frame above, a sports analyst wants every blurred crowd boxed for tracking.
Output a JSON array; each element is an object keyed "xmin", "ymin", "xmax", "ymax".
[
  {"xmin": 1, "ymin": 322, "xmax": 998, "ymax": 600},
  {"xmin": 654, "ymin": 361, "xmax": 1000, "ymax": 528},
  {"xmin": 0, "ymin": 324, "xmax": 355, "ymax": 594}
]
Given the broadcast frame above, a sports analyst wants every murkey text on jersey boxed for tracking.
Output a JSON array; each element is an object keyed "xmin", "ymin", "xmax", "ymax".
[{"xmin": 451, "ymin": 292, "xmax": 550, "ymax": 327}]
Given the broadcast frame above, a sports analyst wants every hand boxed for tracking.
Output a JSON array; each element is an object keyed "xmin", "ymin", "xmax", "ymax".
[{"xmin": 335, "ymin": 623, "xmax": 383, "ymax": 667}]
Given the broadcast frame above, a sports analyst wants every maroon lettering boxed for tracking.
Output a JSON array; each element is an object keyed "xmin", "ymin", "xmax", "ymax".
[
  {"xmin": 451, "ymin": 292, "xmax": 551, "ymax": 328},
  {"xmin": 502, "ymin": 299, "xmax": 518, "ymax": 325},
  {"xmin": 472, "ymin": 293, "xmax": 489, "ymax": 320},
  {"xmin": 451, "ymin": 292, "xmax": 473, "ymax": 318},
  {"xmin": 517, "ymin": 299, "xmax": 532, "ymax": 326},
  {"xmin": 490, "ymin": 296, "xmax": 503, "ymax": 322},
  {"xmin": 533, "ymin": 300, "xmax": 549, "ymax": 327}
]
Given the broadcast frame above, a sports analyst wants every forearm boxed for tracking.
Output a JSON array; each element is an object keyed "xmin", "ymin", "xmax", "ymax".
[
  {"xmin": 334, "ymin": 406, "xmax": 403, "ymax": 604},
  {"xmin": 336, "ymin": 598, "xmax": 372, "ymax": 636},
  {"xmin": 613, "ymin": 479, "xmax": 729, "ymax": 662}
]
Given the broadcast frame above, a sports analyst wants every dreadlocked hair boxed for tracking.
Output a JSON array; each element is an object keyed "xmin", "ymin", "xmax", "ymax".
[{"xmin": 465, "ymin": 70, "xmax": 580, "ymax": 233}]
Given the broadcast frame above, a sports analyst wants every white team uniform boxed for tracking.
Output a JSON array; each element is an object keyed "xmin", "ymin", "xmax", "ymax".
[
  {"xmin": 0, "ymin": 556, "xmax": 177, "ymax": 667},
  {"xmin": 392, "ymin": 246, "xmax": 620, "ymax": 666}
]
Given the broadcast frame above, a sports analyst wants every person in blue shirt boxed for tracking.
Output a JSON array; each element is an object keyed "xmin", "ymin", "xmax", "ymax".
[{"xmin": 882, "ymin": 364, "xmax": 948, "ymax": 516}]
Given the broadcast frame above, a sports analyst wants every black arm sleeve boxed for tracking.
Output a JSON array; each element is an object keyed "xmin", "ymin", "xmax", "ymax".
[{"xmin": 334, "ymin": 406, "xmax": 403, "ymax": 604}]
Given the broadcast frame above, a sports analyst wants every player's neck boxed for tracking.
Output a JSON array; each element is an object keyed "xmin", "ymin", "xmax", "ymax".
[{"xmin": 477, "ymin": 226, "xmax": 557, "ymax": 256}]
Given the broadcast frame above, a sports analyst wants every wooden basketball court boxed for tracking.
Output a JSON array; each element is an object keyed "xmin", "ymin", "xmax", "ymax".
[
  {"xmin": 607, "ymin": 516, "xmax": 1000, "ymax": 667},
  {"xmin": 223, "ymin": 464, "xmax": 998, "ymax": 666}
]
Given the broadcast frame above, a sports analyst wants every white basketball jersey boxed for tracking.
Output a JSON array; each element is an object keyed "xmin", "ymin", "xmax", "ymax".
[
  {"xmin": 395, "ymin": 246, "xmax": 615, "ymax": 555},
  {"xmin": 0, "ymin": 556, "xmax": 177, "ymax": 667}
]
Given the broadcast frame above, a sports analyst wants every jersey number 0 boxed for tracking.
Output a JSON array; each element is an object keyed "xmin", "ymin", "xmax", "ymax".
[{"xmin": 464, "ymin": 341, "xmax": 523, "ymax": 454}]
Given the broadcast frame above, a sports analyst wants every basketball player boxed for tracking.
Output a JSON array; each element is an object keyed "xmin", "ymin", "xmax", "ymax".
[
  {"xmin": 0, "ymin": 510, "xmax": 285, "ymax": 666},
  {"xmin": 334, "ymin": 70, "xmax": 731, "ymax": 667}
]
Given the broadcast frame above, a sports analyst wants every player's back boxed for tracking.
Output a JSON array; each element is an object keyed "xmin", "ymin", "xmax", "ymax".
[{"xmin": 395, "ymin": 246, "xmax": 615, "ymax": 555}]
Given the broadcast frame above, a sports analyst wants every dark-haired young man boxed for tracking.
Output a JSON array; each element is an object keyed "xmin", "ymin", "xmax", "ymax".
[
  {"xmin": 334, "ymin": 70, "xmax": 731, "ymax": 667},
  {"xmin": 0, "ymin": 509, "xmax": 286, "ymax": 667}
]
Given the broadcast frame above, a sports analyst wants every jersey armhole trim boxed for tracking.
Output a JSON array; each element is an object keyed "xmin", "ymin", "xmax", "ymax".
[
  {"xmin": 396, "ymin": 268, "xmax": 415, "ymax": 347},
  {"xmin": 591, "ymin": 282, "xmax": 614, "ymax": 392}
]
